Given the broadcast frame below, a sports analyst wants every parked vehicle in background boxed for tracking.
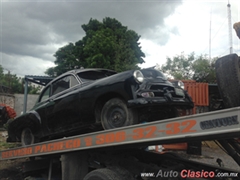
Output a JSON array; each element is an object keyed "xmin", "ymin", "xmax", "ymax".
[{"xmin": 7, "ymin": 67, "xmax": 193, "ymax": 146}]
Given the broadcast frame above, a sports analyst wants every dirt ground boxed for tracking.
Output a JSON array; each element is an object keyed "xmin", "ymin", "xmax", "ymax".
[
  {"xmin": 0, "ymin": 158, "xmax": 26, "ymax": 180},
  {"xmin": 0, "ymin": 130, "xmax": 24, "ymax": 180},
  {"xmin": 0, "ymin": 131, "xmax": 239, "ymax": 179},
  {"xmin": 174, "ymin": 145, "xmax": 240, "ymax": 172}
]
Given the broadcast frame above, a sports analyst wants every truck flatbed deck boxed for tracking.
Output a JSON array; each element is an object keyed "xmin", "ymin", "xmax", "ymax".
[
  {"xmin": 1, "ymin": 107, "xmax": 239, "ymax": 160},
  {"xmin": 1, "ymin": 107, "xmax": 240, "ymax": 180}
]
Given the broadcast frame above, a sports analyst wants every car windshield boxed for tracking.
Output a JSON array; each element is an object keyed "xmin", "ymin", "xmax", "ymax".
[
  {"xmin": 77, "ymin": 70, "xmax": 116, "ymax": 82},
  {"xmin": 141, "ymin": 69, "xmax": 167, "ymax": 80}
]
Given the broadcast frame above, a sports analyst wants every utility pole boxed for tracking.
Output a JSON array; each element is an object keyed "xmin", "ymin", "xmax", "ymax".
[
  {"xmin": 8, "ymin": 70, "xmax": 10, "ymax": 88},
  {"xmin": 209, "ymin": 10, "xmax": 212, "ymax": 60},
  {"xmin": 227, "ymin": 1, "xmax": 233, "ymax": 54}
]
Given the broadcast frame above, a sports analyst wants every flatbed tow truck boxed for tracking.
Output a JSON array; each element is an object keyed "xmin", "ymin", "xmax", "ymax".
[
  {"xmin": 0, "ymin": 106, "xmax": 240, "ymax": 180},
  {"xmin": 1, "ymin": 53, "xmax": 240, "ymax": 180}
]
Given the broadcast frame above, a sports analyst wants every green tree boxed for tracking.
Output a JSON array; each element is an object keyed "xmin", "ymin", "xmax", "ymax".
[
  {"xmin": 46, "ymin": 17, "xmax": 145, "ymax": 76},
  {"xmin": 192, "ymin": 55, "xmax": 217, "ymax": 83},
  {"xmin": 160, "ymin": 52, "xmax": 195, "ymax": 80},
  {"xmin": 0, "ymin": 65, "xmax": 40, "ymax": 94},
  {"xmin": 48, "ymin": 43, "xmax": 82, "ymax": 76},
  {"xmin": 159, "ymin": 52, "xmax": 217, "ymax": 83}
]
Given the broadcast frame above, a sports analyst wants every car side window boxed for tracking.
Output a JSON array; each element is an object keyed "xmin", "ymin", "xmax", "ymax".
[
  {"xmin": 52, "ymin": 75, "xmax": 79, "ymax": 95},
  {"xmin": 39, "ymin": 86, "xmax": 50, "ymax": 102},
  {"xmin": 70, "ymin": 75, "xmax": 79, "ymax": 87}
]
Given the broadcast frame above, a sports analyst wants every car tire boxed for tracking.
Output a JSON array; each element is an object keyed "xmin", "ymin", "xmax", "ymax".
[
  {"xmin": 101, "ymin": 98, "xmax": 138, "ymax": 129},
  {"xmin": 21, "ymin": 128, "xmax": 35, "ymax": 146},
  {"xmin": 215, "ymin": 54, "xmax": 240, "ymax": 108},
  {"xmin": 83, "ymin": 168, "xmax": 123, "ymax": 180}
]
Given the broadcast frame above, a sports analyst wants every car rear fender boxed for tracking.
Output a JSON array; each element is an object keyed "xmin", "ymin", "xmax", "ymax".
[
  {"xmin": 24, "ymin": 111, "xmax": 42, "ymax": 133},
  {"xmin": 28, "ymin": 110, "xmax": 41, "ymax": 125},
  {"xmin": 13, "ymin": 111, "xmax": 41, "ymax": 138}
]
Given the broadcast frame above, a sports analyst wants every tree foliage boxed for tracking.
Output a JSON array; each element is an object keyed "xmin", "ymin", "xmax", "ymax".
[
  {"xmin": 192, "ymin": 56, "xmax": 217, "ymax": 83},
  {"xmin": 0, "ymin": 65, "xmax": 41, "ymax": 94},
  {"xmin": 159, "ymin": 52, "xmax": 217, "ymax": 83},
  {"xmin": 160, "ymin": 52, "xmax": 195, "ymax": 80},
  {"xmin": 45, "ymin": 17, "xmax": 145, "ymax": 76}
]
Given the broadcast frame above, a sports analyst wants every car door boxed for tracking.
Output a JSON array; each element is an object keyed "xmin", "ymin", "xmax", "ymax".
[{"xmin": 45, "ymin": 74, "xmax": 82, "ymax": 135}]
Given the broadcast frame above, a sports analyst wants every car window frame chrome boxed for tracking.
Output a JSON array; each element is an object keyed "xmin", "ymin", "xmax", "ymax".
[{"xmin": 37, "ymin": 73, "xmax": 81, "ymax": 103}]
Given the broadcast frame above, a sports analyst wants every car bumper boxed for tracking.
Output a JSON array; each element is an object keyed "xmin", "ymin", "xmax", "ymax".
[{"xmin": 128, "ymin": 97, "xmax": 194, "ymax": 109}]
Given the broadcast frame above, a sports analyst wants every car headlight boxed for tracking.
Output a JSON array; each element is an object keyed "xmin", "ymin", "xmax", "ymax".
[
  {"xmin": 178, "ymin": 81, "xmax": 185, "ymax": 89},
  {"xmin": 133, "ymin": 70, "xmax": 144, "ymax": 83}
]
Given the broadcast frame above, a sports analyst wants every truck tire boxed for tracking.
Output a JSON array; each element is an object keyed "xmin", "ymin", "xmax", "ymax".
[
  {"xmin": 101, "ymin": 98, "xmax": 138, "ymax": 129},
  {"xmin": 83, "ymin": 168, "xmax": 123, "ymax": 180},
  {"xmin": 21, "ymin": 128, "xmax": 35, "ymax": 146},
  {"xmin": 215, "ymin": 54, "xmax": 240, "ymax": 108}
]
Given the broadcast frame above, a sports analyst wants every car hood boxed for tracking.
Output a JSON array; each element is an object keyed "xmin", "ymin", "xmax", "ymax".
[
  {"xmin": 143, "ymin": 77, "xmax": 170, "ymax": 84},
  {"xmin": 79, "ymin": 70, "xmax": 133, "ymax": 89}
]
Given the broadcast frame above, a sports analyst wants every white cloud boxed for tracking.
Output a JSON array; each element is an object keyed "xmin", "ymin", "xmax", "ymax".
[
  {"xmin": 140, "ymin": 0, "xmax": 240, "ymax": 69},
  {"xmin": 1, "ymin": 0, "xmax": 240, "ymax": 76},
  {"xmin": 1, "ymin": 52, "xmax": 55, "ymax": 76}
]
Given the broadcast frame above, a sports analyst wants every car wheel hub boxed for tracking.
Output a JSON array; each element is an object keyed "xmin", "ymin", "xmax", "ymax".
[{"xmin": 108, "ymin": 107, "xmax": 126, "ymax": 127}]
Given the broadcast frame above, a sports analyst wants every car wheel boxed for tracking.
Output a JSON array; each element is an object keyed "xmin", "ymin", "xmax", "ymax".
[
  {"xmin": 215, "ymin": 54, "xmax": 240, "ymax": 108},
  {"xmin": 21, "ymin": 128, "xmax": 35, "ymax": 146},
  {"xmin": 83, "ymin": 168, "xmax": 123, "ymax": 180},
  {"xmin": 101, "ymin": 98, "xmax": 138, "ymax": 129}
]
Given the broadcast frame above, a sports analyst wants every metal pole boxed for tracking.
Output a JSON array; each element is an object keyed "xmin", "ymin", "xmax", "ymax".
[
  {"xmin": 209, "ymin": 9, "xmax": 212, "ymax": 60},
  {"xmin": 48, "ymin": 159, "xmax": 53, "ymax": 180},
  {"xmin": 23, "ymin": 77, "xmax": 28, "ymax": 113},
  {"xmin": 227, "ymin": 2, "xmax": 233, "ymax": 54}
]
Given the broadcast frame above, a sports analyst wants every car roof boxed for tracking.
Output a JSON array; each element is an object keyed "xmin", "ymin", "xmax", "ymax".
[
  {"xmin": 66, "ymin": 68, "xmax": 117, "ymax": 74},
  {"xmin": 46, "ymin": 68, "xmax": 117, "ymax": 86}
]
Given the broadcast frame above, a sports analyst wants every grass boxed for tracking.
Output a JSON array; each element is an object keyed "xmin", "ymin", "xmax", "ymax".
[
  {"xmin": 0, "ymin": 141, "xmax": 18, "ymax": 150},
  {"xmin": 0, "ymin": 130, "xmax": 19, "ymax": 150}
]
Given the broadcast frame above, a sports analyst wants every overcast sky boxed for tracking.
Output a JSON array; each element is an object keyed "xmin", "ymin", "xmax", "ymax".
[{"xmin": 0, "ymin": 0, "xmax": 239, "ymax": 77}]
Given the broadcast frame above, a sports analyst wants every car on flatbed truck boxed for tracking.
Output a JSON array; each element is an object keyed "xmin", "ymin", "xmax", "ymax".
[
  {"xmin": 7, "ymin": 67, "xmax": 193, "ymax": 146},
  {"xmin": 1, "ymin": 55, "xmax": 240, "ymax": 180}
]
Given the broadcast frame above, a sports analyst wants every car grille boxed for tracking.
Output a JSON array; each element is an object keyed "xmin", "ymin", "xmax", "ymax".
[
  {"xmin": 150, "ymin": 85, "xmax": 175, "ymax": 97},
  {"xmin": 150, "ymin": 85, "xmax": 175, "ymax": 91}
]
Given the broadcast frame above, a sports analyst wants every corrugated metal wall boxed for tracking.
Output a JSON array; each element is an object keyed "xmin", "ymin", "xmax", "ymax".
[
  {"xmin": 183, "ymin": 81, "xmax": 209, "ymax": 106},
  {"xmin": 183, "ymin": 80, "xmax": 209, "ymax": 114}
]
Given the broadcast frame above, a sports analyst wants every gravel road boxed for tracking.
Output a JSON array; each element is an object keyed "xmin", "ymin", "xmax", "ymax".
[{"xmin": 174, "ymin": 145, "xmax": 240, "ymax": 172}]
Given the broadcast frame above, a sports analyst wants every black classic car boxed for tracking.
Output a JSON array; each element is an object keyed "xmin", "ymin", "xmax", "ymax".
[{"xmin": 7, "ymin": 68, "xmax": 193, "ymax": 146}]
